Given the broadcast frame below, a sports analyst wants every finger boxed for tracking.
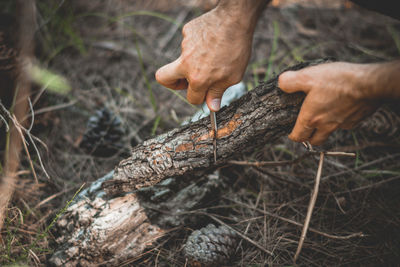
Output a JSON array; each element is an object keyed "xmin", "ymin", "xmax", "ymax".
[
  {"xmin": 288, "ymin": 107, "xmax": 315, "ymax": 143},
  {"xmin": 206, "ymin": 88, "xmax": 225, "ymax": 112},
  {"xmin": 155, "ymin": 58, "xmax": 187, "ymax": 90},
  {"xmin": 309, "ymin": 127, "xmax": 336, "ymax": 146},
  {"xmin": 187, "ymin": 85, "xmax": 206, "ymax": 105},
  {"xmin": 278, "ymin": 70, "xmax": 311, "ymax": 94}
]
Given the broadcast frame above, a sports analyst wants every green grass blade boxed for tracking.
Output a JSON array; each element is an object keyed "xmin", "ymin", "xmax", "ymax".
[
  {"xmin": 387, "ymin": 25, "xmax": 400, "ymax": 55},
  {"xmin": 151, "ymin": 115, "xmax": 162, "ymax": 136},
  {"xmin": 264, "ymin": 21, "xmax": 280, "ymax": 81}
]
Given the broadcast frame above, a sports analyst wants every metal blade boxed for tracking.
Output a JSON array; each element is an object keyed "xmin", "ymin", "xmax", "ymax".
[
  {"xmin": 210, "ymin": 111, "xmax": 217, "ymax": 132},
  {"xmin": 210, "ymin": 111, "xmax": 217, "ymax": 162}
]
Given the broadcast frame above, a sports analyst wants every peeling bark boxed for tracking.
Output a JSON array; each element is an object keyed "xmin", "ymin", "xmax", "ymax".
[
  {"xmin": 49, "ymin": 58, "xmax": 400, "ymax": 266},
  {"xmin": 50, "ymin": 60, "xmax": 335, "ymax": 266},
  {"xmin": 50, "ymin": 170, "xmax": 226, "ymax": 266}
]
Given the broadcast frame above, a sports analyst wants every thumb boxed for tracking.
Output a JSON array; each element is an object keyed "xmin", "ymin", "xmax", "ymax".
[
  {"xmin": 278, "ymin": 70, "xmax": 310, "ymax": 94},
  {"xmin": 155, "ymin": 57, "xmax": 187, "ymax": 90},
  {"xmin": 206, "ymin": 88, "xmax": 225, "ymax": 112}
]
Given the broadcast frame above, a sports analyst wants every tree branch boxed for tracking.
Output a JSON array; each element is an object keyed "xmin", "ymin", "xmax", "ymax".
[{"xmin": 102, "ymin": 60, "xmax": 335, "ymax": 196}]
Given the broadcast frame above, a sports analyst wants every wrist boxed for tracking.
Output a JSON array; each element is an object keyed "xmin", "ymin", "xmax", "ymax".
[
  {"xmin": 213, "ymin": 0, "xmax": 267, "ymax": 34},
  {"xmin": 358, "ymin": 61, "xmax": 400, "ymax": 101}
]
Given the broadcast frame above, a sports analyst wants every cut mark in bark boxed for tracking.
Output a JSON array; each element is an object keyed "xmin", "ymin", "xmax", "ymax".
[{"xmin": 103, "ymin": 59, "xmax": 334, "ymax": 196}]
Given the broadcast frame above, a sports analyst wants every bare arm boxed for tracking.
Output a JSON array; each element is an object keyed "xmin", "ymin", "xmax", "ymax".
[{"xmin": 156, "ymin": 0, "xmax": 268, "ymax": 111}]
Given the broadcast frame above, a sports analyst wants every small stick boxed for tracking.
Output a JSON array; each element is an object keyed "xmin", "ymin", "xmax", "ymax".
[
  {"xmin": 336, "ymin": 175, "xmax": 400, "ymax": 195},
  {"xmin": 227, "ymin": 198, "xmax": 364, "ymax": 240},
  {"xmin": 228, "ymin": 151, "xmax": 354, "ymax": 167},
  {"xmin": 13, "ymin": 114, "xmax": 38, "ymax": 184},
  {"xmin": 213, "ymin": 134, "xmax": 217, "ymax": 163},
  {"xmin": 294, "ymin": 151, "xmax": 324, "ymax": 262}
]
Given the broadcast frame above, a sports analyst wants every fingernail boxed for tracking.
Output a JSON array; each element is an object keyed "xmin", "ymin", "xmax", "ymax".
[{"xmin": 210, "ymin": 98, "xmax": 221, "ymax": 111}]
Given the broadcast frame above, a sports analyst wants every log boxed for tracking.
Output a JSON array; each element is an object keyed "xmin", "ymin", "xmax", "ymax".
[
  {"xmin": 50, "ymin": 60, "xmax": 332, "ymax": 266},
  {"xmin": 102, "ymin": 59, "xmax": 339, "ymax": 196}
]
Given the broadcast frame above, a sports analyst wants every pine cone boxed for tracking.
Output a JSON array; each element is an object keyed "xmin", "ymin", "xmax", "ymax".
[
  {"xmin": 184, "ymin": 224, "xmax": 239, "ymax": 266},
  {"xmin": 356, "ymin": 107, "xmax": 400, "ymax": 139},
  {"xmin": 80, "ymin": 107, "xmax": 125, "ymax": 157}
]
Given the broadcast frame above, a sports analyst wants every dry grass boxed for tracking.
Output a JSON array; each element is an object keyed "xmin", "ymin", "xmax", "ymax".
[{"xmin": 1, "ymin": 0, "xmax": 400, "ymax": 266}]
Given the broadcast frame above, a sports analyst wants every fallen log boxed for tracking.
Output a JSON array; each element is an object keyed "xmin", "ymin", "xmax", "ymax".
[
  {"xmin": 49, "ymin": 60, "xmax": 331, "ymax": 266},
  {"xmin": 102, "ymin": 59, "xmax": 333, "ymax": 196}
]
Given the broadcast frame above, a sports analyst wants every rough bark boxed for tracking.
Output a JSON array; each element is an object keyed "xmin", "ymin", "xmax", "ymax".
[
  {"xmin": 49, "ymin": 58, "xmax": 400, "ymax": 266},
  {"xmin": 50, "ymin": 60, "xmax": 331, "ymax": 266},
  {"xmin": 102, "ymin": 60, "xmax": 340, "ymax": 196},
  {"xmin": 50, "ymin": 170, "xmax": 226, "ymax": 266}
]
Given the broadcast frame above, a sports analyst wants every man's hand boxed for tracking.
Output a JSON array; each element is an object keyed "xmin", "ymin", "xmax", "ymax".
[
  {"xmin": 156, "ymin": 0, "xmax": 266, "ymax": 111},
  {"xmin": 278, "ymin": 62, "xmax": 389, "ymax": 145}
]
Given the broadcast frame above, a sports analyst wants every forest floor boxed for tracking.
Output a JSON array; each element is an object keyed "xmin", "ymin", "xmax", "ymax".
[{"xmin": 1, "ymin": 0, "xmax": 400, "ymax": 266}]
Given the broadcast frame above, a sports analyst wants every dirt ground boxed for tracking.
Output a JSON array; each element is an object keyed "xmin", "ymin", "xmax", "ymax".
[{"xmin": 1, "ymin": 0, "xmax": 400, "ymax": 266}]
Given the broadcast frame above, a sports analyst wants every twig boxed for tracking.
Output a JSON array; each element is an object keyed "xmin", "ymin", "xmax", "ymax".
[
  {"xmin": 1, "ymin": 100, "xmax": 50, "ymax": 179},
  {"xmin": 228, "ymin": 152, "xmax": 312, "ymax": 167},
  {"xmin": 336, "ymin": 175, "xmax": 400, "ymax": 195},
  {"xmin": 13, "ymin": 114, "xmax": 38, "ymax": 183},
  {"xmin": 30, "ymin": 100, "xmax": 77, "ymax": 116},
  {"xmin": 228, "ymin": 151, "xmax": 354, "ymax": 167},
  {"xmin": 254, "ymin": 167, "xmax": 307, "ymax": 188},
  {"xmin": 29, "ymin": 248, "xmax": 41, "ymax": 266},
  {"xmin": 227, "ymin": 198, "xmax": 364, "ymax": 240},
  {"xmin": 335, "ymin": 142, "xmax": 400, "ymax": 152},
  {"xmin": 294, "ymin": 152, "xmax": 324, "ymax": 262},
  {"xmin": 12, "ymin": 114, "xmax": 51, "ymax": 181},
  {"xmin": 235, "ymin": 183, "xmax": 264, "ymax": 253},
  {"xmin": 0, "ymin": 102, "xmax": 10, "ymax": 131},
  {"xmin": 324, "ymin": 151, "xmax": 356, "ymax": 157},
  {"xmin": 320, "ymin": 153, "xmax": 400, "ymax": 182},
  {"xmin": 28, "ymin": 98, "xmax": 34, "ymax": 131},
  {"xmin": 34, "ymin": 187, "xmax": 75, "ymax": 209}
]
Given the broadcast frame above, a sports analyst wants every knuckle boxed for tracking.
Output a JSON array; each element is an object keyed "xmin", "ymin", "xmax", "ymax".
[
  {"xmin": 300, "ymin": 116, "xmax": 314, "ymax": 129},
  {"xmin": 182, "ymin": 22, "xmax": 194, "ymax": 37},
  {"xmin": 181, "ymin": 39, "xmax": 187, "ymax": 50},
  {"xmin": 289, "ymin": 133, "xmax": 304, "ymax": 143},
  {"xmin": 180, "ymin": 54, "xmax": 189, "ymax": 66},
  {"xmin": 278, "ymin": 73, "xmax": 288, "ymax": 88},
  {"xmin": 308, "ymin": 115, "xmax": 325, "ymax": 128},
  {"xmin": 208, "ymin": 88, "xmax": 225, "ymax": 98},
  {"xmin": 182, "ymin": 24, "xmax": 189, "ymax": 36},
  {"xmin": 188, "ymin": 75, "xmax": 206, "ymax": 90},
  {"xmin": 155, "ymin": 70, "xmax": 162, "ymax": 82}
]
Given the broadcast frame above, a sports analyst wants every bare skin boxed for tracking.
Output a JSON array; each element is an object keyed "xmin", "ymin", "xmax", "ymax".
[
  {"xmin": 278, "ymin": 61, "xmax": 400, "ymax": 145},
  {"xmin": 156, "ymin": 0, "xmax": 400, "ymax": 145},
  {"xmin": 156, "ymin": 0, "xmax": 266, "ymax": 111}
]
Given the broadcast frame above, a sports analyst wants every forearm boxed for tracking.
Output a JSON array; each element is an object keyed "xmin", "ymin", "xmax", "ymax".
[
  {"xmin": 214, "ymin": 0, "xmax": 269, "ymax": 35},
  {"xmin": 362, "ymin": 60, "xmax": 400, "ymax": 100}
]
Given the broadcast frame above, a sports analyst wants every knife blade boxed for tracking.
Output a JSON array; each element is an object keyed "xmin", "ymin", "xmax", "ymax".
[{"xmin": 210, "ymin": 111, "xmax": 217, "ymax": 162}]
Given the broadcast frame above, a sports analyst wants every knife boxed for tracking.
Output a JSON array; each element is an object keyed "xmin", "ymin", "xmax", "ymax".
[{"xmin": 210, "ymin": 111, "xmax": 217, "ymax": 163}]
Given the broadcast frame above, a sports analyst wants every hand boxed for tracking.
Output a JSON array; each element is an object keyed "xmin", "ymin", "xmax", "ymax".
[
  {"xmin": 278, "ymin": 62, "xmax": 379, "ymax": 145},
  {"xmin": 155, "ymin": 6, "xmax": 256, "ymax": 111}
]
